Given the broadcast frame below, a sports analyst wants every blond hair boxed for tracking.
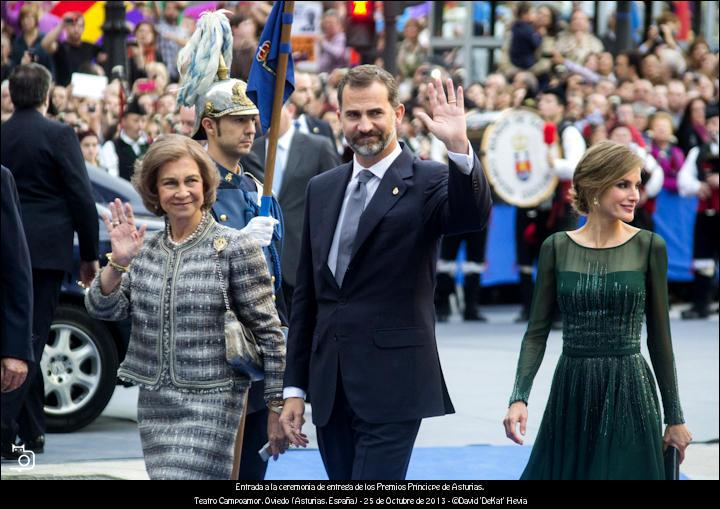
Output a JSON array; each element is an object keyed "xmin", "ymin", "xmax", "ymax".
[
  {"xmin": 132, "ymin": 134, "xmax": 219, "ymax": 216},
  {"xmin": 570, "ymin": 141, "xmax": 643, "ymax": 215}
]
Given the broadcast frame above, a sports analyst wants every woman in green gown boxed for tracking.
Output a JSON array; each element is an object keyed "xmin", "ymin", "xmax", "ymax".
[{"xmin": 503, "ymin": 141, "xmax": 693, "ymax": 479}]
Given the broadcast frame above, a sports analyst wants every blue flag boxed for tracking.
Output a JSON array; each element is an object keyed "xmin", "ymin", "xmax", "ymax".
[{"xmin": 247, "ymin": 1, "xmax": 295, "ymax": 135}]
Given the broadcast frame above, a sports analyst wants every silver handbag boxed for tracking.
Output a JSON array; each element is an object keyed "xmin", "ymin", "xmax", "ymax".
[{"xmin": 213, "ymin": 236, "xmax": 264, "ymax": 381}]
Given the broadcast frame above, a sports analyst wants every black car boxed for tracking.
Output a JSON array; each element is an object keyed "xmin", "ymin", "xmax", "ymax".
[{"xmin": 44, "ymin": 165, "xmax": 163, "ymax": 433}]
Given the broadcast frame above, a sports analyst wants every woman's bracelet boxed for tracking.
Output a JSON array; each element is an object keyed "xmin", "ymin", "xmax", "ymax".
[{"xmin": 106, "ymin": 253, "xmax": 130, "ymax": 273}]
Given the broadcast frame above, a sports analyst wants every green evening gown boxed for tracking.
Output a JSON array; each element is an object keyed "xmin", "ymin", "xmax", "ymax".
[{"xmin": 509, "ymin": 230, "xmax": 685, "ymax": 480}]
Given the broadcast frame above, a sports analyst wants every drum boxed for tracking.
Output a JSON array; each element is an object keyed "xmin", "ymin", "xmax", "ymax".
[{"xmin": 480, "ymin": 108, "xmax": 558, "ymax": 208}]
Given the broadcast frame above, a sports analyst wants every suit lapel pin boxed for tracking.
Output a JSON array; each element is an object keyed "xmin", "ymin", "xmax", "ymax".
[
  {"xmin": 392, "ymin": 187, "xmax": 399, "ymax": 195},
  {"xmin": 224, "ymin": 172, "xmax": 233, "ymax": 182}
]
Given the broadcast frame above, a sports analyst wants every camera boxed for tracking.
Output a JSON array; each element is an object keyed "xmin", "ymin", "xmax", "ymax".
[{"xmin": 11, "ymin": 444, "xmax": 35, "ymax": 470}]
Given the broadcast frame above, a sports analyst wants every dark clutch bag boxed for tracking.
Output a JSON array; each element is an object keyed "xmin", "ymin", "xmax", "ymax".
[{"xmin": 664, "ymin": 446, "xmax": 680, "ymax": 480}]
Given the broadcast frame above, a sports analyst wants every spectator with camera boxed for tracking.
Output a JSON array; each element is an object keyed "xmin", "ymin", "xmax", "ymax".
[
  {"xmin": 127, "ymin": 21, "xmax": 164, "ymax": 86},
  {"xmin": 40, "ymin": 12, "xmax": 106, "ymax": 87}
]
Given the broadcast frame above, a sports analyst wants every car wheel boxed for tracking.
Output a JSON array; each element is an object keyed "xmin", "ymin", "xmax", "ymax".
[{"xmin": 43, "ymin": 304, "xmax": 119, "ymax": 433}]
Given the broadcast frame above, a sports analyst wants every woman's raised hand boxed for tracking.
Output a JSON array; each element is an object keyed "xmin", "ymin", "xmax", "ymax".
[{"xmin": 101, "ymin": 198, "xmax": 147, "ymax": 266}]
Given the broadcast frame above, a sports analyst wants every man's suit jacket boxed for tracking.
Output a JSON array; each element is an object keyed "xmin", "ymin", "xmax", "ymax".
[
  {"xmin": 284, "ymin": 144, "xmax": 492, "ymax": 427},
  {"xmin": 245, "ymin": 131, "xmax": 340, "ymax": 287},
  {"xmin": 1, "ymin": 109, "xmax": 99, "ymax": 273},
  {"xmin": 1, "ymin": 166, "xmax": 34, "ymax": 363}
]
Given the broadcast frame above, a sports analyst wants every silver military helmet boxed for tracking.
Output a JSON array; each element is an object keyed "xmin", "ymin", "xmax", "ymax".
[{"xmin": 191, "ymin": 55, "xmax": 259, "ymax": 140}]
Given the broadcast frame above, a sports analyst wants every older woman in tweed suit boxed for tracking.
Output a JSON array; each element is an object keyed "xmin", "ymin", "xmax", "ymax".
[{"xmin": 85, "ymin": 135, "xmax": 287, "ymax": 479}]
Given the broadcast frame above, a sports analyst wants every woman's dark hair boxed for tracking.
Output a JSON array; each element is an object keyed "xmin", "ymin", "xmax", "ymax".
[
  {"xmin": 8, "ymin": 63, "xmax": 51, "ymax": 110},
  {"xmin": 538, "ymin": 4, "xmax": 559, "ymax": 37},
  {"xmin": 676, "ymin": 97, "xmax": 707, "ymax": 155}
]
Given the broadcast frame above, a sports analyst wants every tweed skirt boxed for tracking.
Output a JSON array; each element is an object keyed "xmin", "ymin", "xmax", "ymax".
[{"xmin": 137, "ymin": 385, "xmax": 247, "ymax": 480}]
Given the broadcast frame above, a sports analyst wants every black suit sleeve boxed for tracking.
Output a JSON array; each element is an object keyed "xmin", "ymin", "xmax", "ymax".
[
  {"xmin": 54, "ymin": 125, "xmax": 99, "ymax": 262},
  {"xmin": 1, "ymin": 166, "xmax": 34, "ymax": 362},
  {"xmin": 424, "ymin": 151, "xmax": 493, "ymax": 237},
  {"xmin": 283, "ymin": 183, "xmax": 318, "ymax": 391}
]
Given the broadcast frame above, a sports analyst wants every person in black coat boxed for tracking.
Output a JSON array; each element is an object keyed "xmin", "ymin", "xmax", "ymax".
[
  {"xmin": 1, "ymin": 64, "xmax": 99, "ymax": 454},
  {"xmin": 280, "ymin": 66, "xmax": 492, "ymax": 480},
  {"xmin": 509, "ymin": 2, "xmax": 542, "ymax": 70},
  {"xmin": 1, "ymin": 165, "xmax": 34, "ymax": 459}
]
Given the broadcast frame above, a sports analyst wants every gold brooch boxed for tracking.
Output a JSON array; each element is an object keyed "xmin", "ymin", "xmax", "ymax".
[
  {"xmin": 392, "ymin": 187, "xmax": 399, "ymax": 195},
  {"xmin": 225, "ymin": 172, "xmax": 234, "ymax": 182},
  {"xmin": 214, "ymin": 237, "xmax": 228, "ymax": 252}
]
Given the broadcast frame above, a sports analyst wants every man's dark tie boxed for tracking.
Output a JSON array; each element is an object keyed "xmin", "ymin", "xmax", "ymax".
[{"xmin": 334, "ymin": 169, "xmax": 374, "ymax": 286}]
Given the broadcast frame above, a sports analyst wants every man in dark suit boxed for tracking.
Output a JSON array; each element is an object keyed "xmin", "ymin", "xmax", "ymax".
[
  {"xmin": 1, "ymin": 64, "xmax": 99, "ymax": 454},
  {"xmin": 279, "ymin": 65, "xmax": 492, "ymax": 480},
  {"xmin": 1, "ymin": 166, "xmax": 34, "ymax": 459},
  {"xmin": 290, "ymin": 72, "xmax": 335, "ymax": 144},
  {"xmin": 245, "ymin": 103, "xmax": 341, "ymax": 315}
]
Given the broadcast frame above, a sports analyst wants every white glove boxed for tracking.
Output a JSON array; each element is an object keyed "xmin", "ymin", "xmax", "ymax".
[{"xmin": 241, "ymin": 216, "xmax": 278, "ymax": 247}]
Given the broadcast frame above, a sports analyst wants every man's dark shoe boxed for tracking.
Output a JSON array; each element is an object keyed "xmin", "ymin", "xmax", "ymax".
[{"xmin": 20, "ymin": 435, "xmax": 44, "ymax": 454}]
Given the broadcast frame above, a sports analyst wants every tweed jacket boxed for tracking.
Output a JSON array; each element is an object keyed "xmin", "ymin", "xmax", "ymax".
[{"xmin": 85, "ymin": 214, "xmax": 285, "ymax": 398}]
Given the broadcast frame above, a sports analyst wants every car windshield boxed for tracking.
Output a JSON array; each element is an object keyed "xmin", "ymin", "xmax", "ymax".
[{"xmin": 86, "ymin": 164, "xmax": 152, "ymax": 216}]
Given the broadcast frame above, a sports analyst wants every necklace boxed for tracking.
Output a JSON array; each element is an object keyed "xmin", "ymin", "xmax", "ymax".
[{"xmin": 165, "ymin": 211, "xmax": 210, "ymax": 247}]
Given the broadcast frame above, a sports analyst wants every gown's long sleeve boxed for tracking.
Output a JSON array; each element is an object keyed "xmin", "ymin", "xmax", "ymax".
[
  {"xmin": 509, "ymin": 235, "xmax": 557, "ymax": 406},
  {"xmin": 646, "ymin": 234, "xmax": 685, "ymax": 425}
]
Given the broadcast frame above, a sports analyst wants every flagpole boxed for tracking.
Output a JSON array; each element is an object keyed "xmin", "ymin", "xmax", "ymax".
[{"xmin": 260, "ymin": 0, "xmax": 295, "ymax": 217}]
